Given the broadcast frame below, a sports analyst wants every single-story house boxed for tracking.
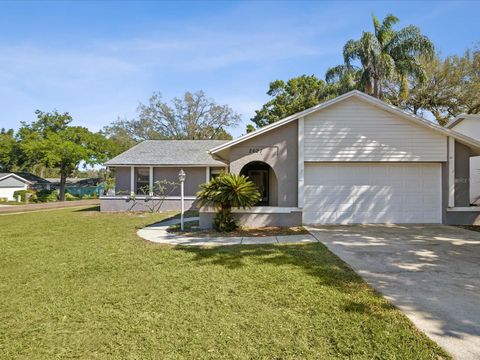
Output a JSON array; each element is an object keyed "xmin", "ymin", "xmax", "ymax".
[
  {"xmin": 14, "ymin": 172, "xmax": 51, "ymax": 191},
  {"xmin": 0, "ymin": 173, "xmax": 31, "ymax": 201},
  {"xmin": 101, "ymin": 90, "xmax": 480, "ymax": 226},
  {"xmin": 0, "ymin": 172, "xmax": 51, "ymax": 201}
]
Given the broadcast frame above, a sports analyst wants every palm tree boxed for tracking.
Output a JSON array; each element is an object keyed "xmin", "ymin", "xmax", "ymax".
[
  {"xmin": 327, "ymin": 14, "xmax": 434, "ymax": 99},
  {"xmin": 196, "ymin": 172, "xmax": 261, "ymax": 232}
]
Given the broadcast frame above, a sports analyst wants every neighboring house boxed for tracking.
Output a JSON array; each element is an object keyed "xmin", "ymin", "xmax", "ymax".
[
  {"xmin": 0, "ymin": 173, "xmax": 31, "ymax": 201},
  {"xmin": 14, "ymin": 172, "xmax": 51, "ymax": 191},
  {"xmin": 446, "ymin": 114, "xmax": 480, "ymax": 204},
  {"xmin": 0, "ymin": 172, "xmax": 51, "ymax": 201},
  {"xmin": 101, "ymin": 90, "xmax": 480, "ymax": 225},
  {"xmin": 102, "ymin": 140, "xmax": 228, "ymax": 211}
]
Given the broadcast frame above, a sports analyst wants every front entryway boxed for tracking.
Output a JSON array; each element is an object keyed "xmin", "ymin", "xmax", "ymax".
[
  {"xmin": 240, "ymin": 161, "xmax": 278, "ymax": 206},
  {"xmin": 303, "ymin": 163, "xmax": 442, "ymax": 224}
]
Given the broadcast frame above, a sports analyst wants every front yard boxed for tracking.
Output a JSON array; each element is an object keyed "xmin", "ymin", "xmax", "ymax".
[{"xmin": 0, "ymin": 207, "xmax": 448, "ymax": 359}]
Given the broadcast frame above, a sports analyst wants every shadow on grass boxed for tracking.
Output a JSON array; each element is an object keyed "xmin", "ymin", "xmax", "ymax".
[
  {"xmin": 74, "ymin": 205, "xmax": 100, "ymax": 212},
  {"xmin": 175, "ymin": 243, "xmax": 366, "ymax": 293}
]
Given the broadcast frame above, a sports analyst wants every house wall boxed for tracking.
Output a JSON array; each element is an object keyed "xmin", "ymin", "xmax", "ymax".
[
  {"xmin": 228, "ymin": 121, "xmax": 298, "ymax": 207},
  {"xmin": 154, "ymin": 167, "xmax": 206, "ymax": 196},
  {"xmin": 0, "ymin": 176, "xmax": 27, "ymax": 201},
  {"xmin": 100, "ymin": 197, "xmax": 197, "ymax": 212},
  {"xmin": 303, "ymin": 97, "xmax": 447, "ymax": 162},
  {"xmin": 0, "ymin": 176, "xmax": 27, "ymax": 187},
  {"xmin": 199, "ymin": 209, "xmax": 302, "ymax": 229},
  {"xmin": 450, "ymin": 119, "xmax": 480, "ymax": 140}
]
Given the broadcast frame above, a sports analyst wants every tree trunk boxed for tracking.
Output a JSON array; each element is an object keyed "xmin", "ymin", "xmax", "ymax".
[
  {"xmin": 59, "ymin": 172, "xmax": 66, "ymax": 201},
  {"xmin": 373, "ymin": 78, "xmax": 380, "ymax": 98}
]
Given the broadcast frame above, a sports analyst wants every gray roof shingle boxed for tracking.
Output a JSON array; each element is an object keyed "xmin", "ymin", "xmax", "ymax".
[{"xmin": 105, "ymin": 140, "xmax": 228, "ymax": 166}]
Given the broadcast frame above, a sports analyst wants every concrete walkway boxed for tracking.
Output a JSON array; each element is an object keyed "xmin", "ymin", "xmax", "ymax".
[
  {"xmin": 137, "ymin": 217, "xmax": 318, "ymax": 246},
  {"xmin": 307, "ymin": 224, "xmax": 480, "ymax": 360}
]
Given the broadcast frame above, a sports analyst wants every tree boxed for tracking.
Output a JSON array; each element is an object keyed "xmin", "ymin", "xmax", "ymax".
[
  {"xmin": 0, "ymin": 128, "xmax": 17, "ymax": 172},
  {"xmin": 196, "ymin": 173, "xmax": 261, "ymax": 232},
  {"xmin": 386, "ymin": 47, "xmax": 480, "ymax": 125},
  {"xmin": 102, "ymin": 91, "xmax": 239, "ymax": 148},
  {"xmin": 17, "ymin": 110, "xmax": 110, "ymax": 201},
  {"xmin": 328, "ymin": 14, "xmax": 434, "ymax": 98},
  {"xmin": 249, "ymin": 75, "xmax": 332, "ymax": 130}
]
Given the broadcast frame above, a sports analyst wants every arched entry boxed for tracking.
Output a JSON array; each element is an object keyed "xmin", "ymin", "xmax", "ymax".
[{"xmin": 240, "ymin": 161, "xmax": 278, "ymax": 206}]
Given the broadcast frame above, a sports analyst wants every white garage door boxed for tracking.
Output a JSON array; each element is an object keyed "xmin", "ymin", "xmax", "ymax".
[{"xmin": 303, "ymin": 163, "xmax": 442, "ymax": 224}]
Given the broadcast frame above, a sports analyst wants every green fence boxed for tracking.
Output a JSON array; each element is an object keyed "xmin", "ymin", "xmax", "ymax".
[{"xmin": 65, "ymin": 185, "xmax": 104, "ymax": 198}]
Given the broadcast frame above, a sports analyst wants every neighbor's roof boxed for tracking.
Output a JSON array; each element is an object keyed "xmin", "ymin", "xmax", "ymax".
[
  {"xmin": 105, "ymin": 140, "xmax": 229, "ymax": 166},
  {"xmin": 209, "ymin": 90, "xmax": 480, "ymax": 155},
  {"xmin": 445, "ymin": 114, "xmax": 480, "ymax": 129},
  {"xmin": 13, "ymin": 172, "xmax": 50, "ymax": 184},
  {"xmin": 0, "ymin": 173, "xmax": 33, "ymax": 184}
]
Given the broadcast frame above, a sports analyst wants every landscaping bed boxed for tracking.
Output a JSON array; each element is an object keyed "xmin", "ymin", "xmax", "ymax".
[{"xmin": 167, "ymin": 220, "xmax": 309, "ymax": 237}]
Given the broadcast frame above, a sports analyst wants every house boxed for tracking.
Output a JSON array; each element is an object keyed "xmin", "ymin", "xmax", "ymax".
[
  {"xmin": 13, "ymin": 172, "xmax": 51, "ymax": 191},
  {"xmin": 0, "ymin": 172, "xmax": 49, "ymax": 201},
  {"xmin": 101, "ymin": 90, "xmax": 480, "ymax": 226}
]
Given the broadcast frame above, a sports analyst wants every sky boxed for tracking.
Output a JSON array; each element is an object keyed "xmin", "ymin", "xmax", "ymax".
[{"xmin": 0, "ymin": 0, "xmax": 479, "ymax": 138}]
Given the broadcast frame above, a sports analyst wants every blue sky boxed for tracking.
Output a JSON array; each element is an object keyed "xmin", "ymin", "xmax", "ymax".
[{"xmin": 0, "ymin": 0, "xmax": 478, "ymax": 137}]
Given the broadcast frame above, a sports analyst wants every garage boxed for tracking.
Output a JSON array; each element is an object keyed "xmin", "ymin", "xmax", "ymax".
[{"xmin": 303, "ymin": 163, "xmax": 442, "ymax": 224}]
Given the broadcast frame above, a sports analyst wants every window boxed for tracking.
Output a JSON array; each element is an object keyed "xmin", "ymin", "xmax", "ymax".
[
  {"xmin": 209, "ymin": 169, "xmax": 223, "ymax": 181},
  {"xmin": 136, "ymin": 168, "xmax": 149, "ymax": 194}
]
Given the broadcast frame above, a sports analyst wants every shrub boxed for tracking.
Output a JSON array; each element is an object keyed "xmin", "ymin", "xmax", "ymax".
[
  {"xmin": 65, "ymin": 193, "xmax": 79, "ymax": 201},
  {"xmin": 13, "ymin": 189, "xmax": 37, "ymax": 202},
  {"xmin": 36, "ymin": 189, "xmax": 58, "ymax": 203},
  {"xmin": 196, "ymin": 173, "xmax": 261, "ymax": 232}
]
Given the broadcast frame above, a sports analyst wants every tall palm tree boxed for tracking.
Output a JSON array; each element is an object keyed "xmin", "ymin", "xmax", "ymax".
[{"xmin": 327, "ymin": 14, "xmax": 434, "ymax": 99}]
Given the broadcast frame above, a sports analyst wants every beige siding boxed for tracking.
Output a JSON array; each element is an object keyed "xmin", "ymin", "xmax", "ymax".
[{"xmin": 304, "ymin": 97, "xmax": 447, "ymax": 162}]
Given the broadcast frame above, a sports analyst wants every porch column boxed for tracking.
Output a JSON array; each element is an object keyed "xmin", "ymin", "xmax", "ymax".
[
  {"xmin": 130, "ymin": 166, "xmax": 135, "ymax": 196},
  {"xmin": 149, "ymin": 166, "xmax": 154, "ymax": 196},
  {"xmin": 205, "ymin": 166, "xmax": 210, "ymax": 182},
  {"xmin": 298, "ymin": 117, "xmax": 305, "ymax": 208},
  {"xmin": 448, "ymin": 136, "xmax": 455, "ymax": 207}
]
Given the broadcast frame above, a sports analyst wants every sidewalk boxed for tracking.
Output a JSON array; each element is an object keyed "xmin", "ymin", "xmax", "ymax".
[
  {"xmin": 0, "ymin": 200, "xmax": 99, "ymax": 214},
  {"xmin": 137, "ymin": 217, "xmax": 318, "ymax": 246}
]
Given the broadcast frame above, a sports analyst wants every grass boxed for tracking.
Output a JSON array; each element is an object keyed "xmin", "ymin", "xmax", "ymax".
[{"xmin": 0, "ymin": 207, "xmax": 449, "ymax": 359}]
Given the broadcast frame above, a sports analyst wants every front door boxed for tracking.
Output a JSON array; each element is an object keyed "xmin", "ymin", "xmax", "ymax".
[{"xmin": 247, "ymin": 169, "xmax": 269, "ymax": 205}]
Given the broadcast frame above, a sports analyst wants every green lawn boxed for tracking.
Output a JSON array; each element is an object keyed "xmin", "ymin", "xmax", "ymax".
[{"xmin": 0, "ymin": 207, "xmax": 449, "ymax": 359}]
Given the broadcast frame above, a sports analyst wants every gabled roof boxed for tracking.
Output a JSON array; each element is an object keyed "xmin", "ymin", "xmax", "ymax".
[
  {"xmin": 446, "ymin": 114, "xmax": 480, "ymax": 129},
  {"xmin": 105, "ymin": 140, "xmax": 229, "ymax": 166},
  {"xmin": 209, "ymin": 90, "xmax": 480, "ymax": 155},
  {"xmin": 0, "ymin": 173, "xmax": 33, "ymax": 184},
  {"xmin": 13, "ymin": 172, "xmax": 50, "ymax": 184}
]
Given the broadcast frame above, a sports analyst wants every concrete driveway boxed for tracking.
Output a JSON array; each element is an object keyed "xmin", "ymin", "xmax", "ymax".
[{"xmin": 307, "ymin": 224, "xmax": 480, "ymax": 360}]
